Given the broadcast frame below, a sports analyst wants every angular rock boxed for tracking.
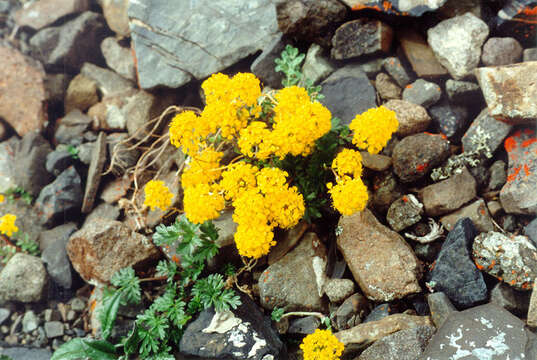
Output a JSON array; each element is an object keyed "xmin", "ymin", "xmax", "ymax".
[
  {"xmin": 81, "ymin": 132, "xmax": 107, "ymax": 213},
  {"xmin": 128, "ymin": 0, "xmax": 279, "ymax": 89},
  {"xmin": 100, "ymin": 0, "xmax": 130, "ymax": 37},
  {"xmin": 462, "ymin": 108, "xmax": 513, "ymax": 156},
  {"xmin": 268, "ymin": 221, "xmax": 308, "ymax": 265},
  {"xmin": 398, "ymin": 28, "xmax": 447, "ymax": 77},
  {"xmin": 382, "ymin": 56, "xmax": 412, "ymax": 88},
  {"xmin": 323, "ymin": 278, "xmax": 355, "ymax": 304},
  {"xmin": 333, "ymin": 293, "xmax": 369, "ymax": 331},
  {"xmin": 336, "ymin": 209, "xmax": 422, "ymax": 302},
  {"xmin": 320, "ymin": 65, "xmax": 377, "ymax": 125},
  {"xmin": 46, "ymin": 150, "xmax": 74, "ymax": 176},
  {"xmin": 22, "ymin": 311, "xmax": 39, "ymax": 333},
  {"xmin": 481, "ymin": 37, "xmax": 523, "ymax": 66},
  {"xmin": 13, "ymin": 131, "xmax": 52, "ymax": 197},
  {"xmin": 100, "ymin": 37, "xmax": 136, "ymax": 81},
  {"xmin": 402, "ymin": 79, "xmax": 441, "ymax": 108},
  {"xmin": 80, "ymin": 62, "xmax": 134, "ymax": 97},
  {"xmin": 0, "ymin": 253, "xmax": 48, "ymax": 303},
  {"xmin": 0, "ymin": 46, "xmax": 47, "ymax": 137},
  {"xmin": 340, "ymin": 0, "xmax": 448, "ymax": 15},
  {"xmin": 392, "ymin": 132, "xmax": 450, "ymax": 183},
  {"xmin": 124, "ymin": 91, "xmax": 176, "ymax": 140},
  {"xmin": 427, "ymin": 12, "xmax": 489, "ymax": 80},
  {"xmin": 525, "ymin": 218, "xmax": 537, "ymax": 245},
  {"xmin": 259, "ymin": 233, "xmax": 327, "ymax": 311},
  {"xmin": 288, "ymin": 316, "xmax": 321, "ymax": 335},
  {"xmin": 84, "ymin": 202, "xmax": 120, "ymax": 226},
  {"xmin": 473, "ymin": 231, "xmax": 537, "ymax": 290},
  {"xmin": 375, "ymin": 73, "xmax": 401, "ymax": 100},
  {"xmin": 384, "ymin": 100, "xmax": 431, "ymax": 137},
  {"xmin": 476, "ymin": 62, "xmax": 537, "ymax": 124},
  {"xmin": 386, "ymin": 194, "xmax": 423, "ymax": 232},
  {"xmin": 64, "ymin": 74, "xmax": 99, "ymax": 114},
  {"xmin": 422, "ymin": 304, "xmax": 537, "ymax": 359},
  {"xmin": 45, "ymin": 73, "xmax": 72, "ymax": 104},
  {"xmin": 428, "ymin": 218, "xmax": 488, "ymax": 308},
  {"xmin": 35, "ymin": 166, "xmax": 83, "ymax": 226},
  {"xmin": 488, "ymin": 160, "xmax": 507, "ymax": 191},
  {"xmin": 490, "ymin": 282, "xmax": 531, "ymax": 316},
  {"xmin": 44, "ymin": 321, "xmax": 64, "ymax": 338},
  {"xmin": 440, "ymin": 199, "xmax": 494, "ymax": 233},
  {"xmin": 364, "ymin": 303, "xmax": 394, "ymax": 323},
  {"xmin": 106, "ymin": 133, "xmax": 139, "ymax": 176},
  {"xmin": 301, "ymin": 43, "xmax": 336, "ymax": 85},
  {"xmin": 67, "ymin": 218, "xmax": 159, "ymax": 284},
  {"xmin": 331, "ymin": 18, "xmax": 393, "ymax": 60},
  {"xmin": 445, "ymin": 79, "xmax": 482, "ymax": 105},
  {"xmin": 41, "ymin": 223, "xmax": 77, "ymax": 289},
  {"xmin": 428, "ymin": 101, "xmax": 468, "ymax": 141},
  {"xmin": 14, "ymin": 0, "xmax": 90, "ymax": 30},
  {"xmin": 529, "ymin": 279, "xmax": 537, "ymax": 327},
  {"xmin": 100, "ymin": 175, "xmax": 131, "ymax": 204},
  {"xmin": 427, "ymin": 292, "xmax": 457, "ymax": 328},
  {"xmin": 500, "ymin": 128, "xmax": 537, "ymax": 214},
  {"xmin": 251, "ymin": 35, "xmax": 286, "ymax": 89},
  {"xmin": 370, "ymin": 171, "xmax": 405, "ymax": 214},
  {"xmin": 524, "ymin": 47, "xmax": 537, "ymax": 62},
  {"xmin": 359, "ymin": 151, "xmax": 391, "ymax": 172},
  {"xmin": 54, "ymin": 109, "xmax": 92, "ymax": 146},
  {"xmin": 29, "ymin": 11, "xmax": 107, "ymax": 72}
]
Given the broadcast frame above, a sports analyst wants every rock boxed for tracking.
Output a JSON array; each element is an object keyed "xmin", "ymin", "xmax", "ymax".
[
  {"xmin": 100, "ymin": 37, "xmax": 136, "ymax": 81},
  {"xmin": 320, "ymin": 65, "xmax": 377, "ymax": 125},
  {"xmin": 81, "ymin": 132, "xmax": 107, "ymax": 213},
  {"xmin": 268, "ymin": 221, "xmax": 308, "ymax": 265},
  {"xmin": 14, "ymin": 0, "xmax": 90, "ymax": 30},
  {"xmin": 359, "ymin": 151, "xmax": 391, "ymax": 172},
  {"xmin": 420, "ymin": 167, "xmax": 477, "ymax": 217},
  {"xmin": 64, "ymin": 74, "xmax": 99, "ymax": 113},
  {"xmin": 0, "ymin": 199, "xmax": 43, "ymax": 246},
  {"xmin": 445, "ymin": 79, "xmax": 482, "ymax": 105},
  {"xmin": 0, "ymin": 46, "xmax": 47, "ymax": 137},
  {"xmin": 125, "ymin": 91, "xmax": 176, "ymax": 140},
  {"xmin": 22, "ymin": 311, "xmax": 39, "ymax": 333},
  {"xmin": 333, "ymin": 293, "xmax": 369, "ymax": 331},
  {"xmin": 41, "ymin": 223, "xmax": 77, "ymax": 289},
  {"xmin": 356, "ymin": 58, "xmax": 384, "ymax": 77},
  {"xmin": 251, "ymin": 35, "xmax": 288, "ymax": 89},
  {"xmin": 427, "ymin": 12, "xmax": 489, "ymax": 80},
  {"xmin": 363, "ymin": 303, "xmax": 394, "ymax": 323},
  {"xmin": 44, "ymin": 321, "xmax": 64, "ymax": 338},
  {"xmin": 29, "ymin": 11, "xmax": 107, "ymax": 72},
  {"xmin": 500, "ymin": 128, "xmax": 537, "ymax": 214},
  {"xmin": 106, "ymin": 133, "xmax": 139, "ymax": 176},
  {"xmin": 100, "ymin": 0, "xmax": 129, "ymax": 37},
  {"xmin": 427, "ymin": 218, "xmax": 488, "ymax": 308},
  {"xmin": 529, "ymin": 279, "xmax": 537, "ymax": 327},
  {"xmin": 100, "ymin": 175, "xmax": 131, "ymax": 204},
  {"xmin": 375, "ymin": 73, "xmax": 401, "ymax": 100},
  {"xmin": 35, "ymin": 166, "xmax": 83, "ymax": 226},
  {"xmin": 384, "ymin": 100, "xmax": 431, "ymax": 137},
  {"xmin": 80, "ymin": 62, "xmax": 134, "ymax": 97},
  {"xmin": 336, "ymin": 209, "xmax": 422, "ymax": 302},
  {"xmin": 331, "ymin": 18, "xmax": 393, "ymax": 60},
  {"xmin": 428, "ymin": 101, "xmax": 468, "ymax": 141},
  {"xmin": 335, "ymin": 314, "xmax": 433, "ymax": 354},
  {"xmin": 46, "ymin": 150, "xmax": 74, "ymax": 176},
  {"xmin": 275, "ymin": 0, "xmax": 347, "ymax": 47},
  {"xmin": 179, "ymin": 293, "xmax": 285, "ymax": 360},
  {"xmin": 382, "ymin": 57, "xmax": 412, "ymax": 88},
  {"xmin": 402, "ymin": 79, "xmax": 441, "ymax": 108},
  {"xmin": 54, "ymin": 109, "xmax": 92, "ymax": 146},
  {"xmin": 392, "ymin": 132, "xmax": 451, "ymax": 183},
  {"xmin": 422, "ymin": 303, "xmax": 537, "ymax": 359},
  {"xmin": 476, "ymin": 62, "xmax": 537, "ymax": 125},
  {"xmin": 427, "ymin": 292, "xmax": 457, "ymax": 328},
  {"xmin": 488, "ymin": 160, "xmax": 507, "ymax": 191},
  {"xmin": 45, "ymin": 73, "xmax": 71, "ymax": 104},
  {"xmin": 440, "ymin": 199, "xmax": 494, "ymax": 233},
  {"xmin": 0, "ymin": 308, "xmax": 10, "ymax": 326},
  {"xmin": 70, "ymin": 297, "xmax": 86, "ymax": 312},
  {"xmin": 473, "ymin": 231, "xmax": 537, "ymax": 290},
  {"xmin": 524, "ymin": 47, "xmax": 537, "ymax": 62},
  {"xmin": 67, "ymin": 218, "xmax": 159, "ymax": 284},
  {"xmin": 84, "ymin": 202, "xmax": 120, "ymax": 226},
  {"xmin": 525, "ymin": 218, "xmax": 537, "ymax": 245},
  {"xmin": 0, "ymin": 254, "xmax": 48, "ymax": 303},
  {"xmin": 129, "ymin": 0, "xmax": 279, "ymax": 89},
  {"xmin": 301, "ymin": 43, "xmax": 336, "ymax": 85},
  {"xmin": 259, "ymin": 233, "xmax": 327, "ymax": 311},
  {"xmin": 12, "ymin": 131, "xmax": 52, "ymax": 197},
  {"xmin": 340, "ymin": 0, "xmax": 448, "ymax": 15},
  {"xmin": 88, "ymin": 90, "xmax": 135, "ymax": 130},
  {"xmin": 324, "ymin": 278, "xmax": 355, "ymax": 304},
  {"xmin": 370, "ymin": 171, "xmax": 405, "ymax": 213},
  {"xmin": 461, "ymin": 108, "xmax": 513, "ymax": 156},
  {"xmin": 357, "ymin": 325, "xmax": 435, "ymax": 360},
  {"xmin": 386, "ymin": 194, "xmax": 423, "ymax": 232},
  {"xmin": 490, "ymin": 282, "xmax": 530, "ymax": 316},
  {"xmin": 288, "ymin": 316, "xmax": 321, "ymax": 335},
  {"xmin": 398, "ymin": 28, "xmax": 447, "ymax": 77},
  {"xmin": 0, "ymin": 348, "xmax": 52, "ymax": 360},
  {"xmin": 481, "ymin": 37, "xmax": 523, "ymax": 66}
]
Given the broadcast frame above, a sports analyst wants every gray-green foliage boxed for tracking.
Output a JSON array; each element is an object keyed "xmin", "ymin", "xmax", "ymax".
[{"xmin": 275, "ymin": 45, "xmax": 305, "ymax": 87}]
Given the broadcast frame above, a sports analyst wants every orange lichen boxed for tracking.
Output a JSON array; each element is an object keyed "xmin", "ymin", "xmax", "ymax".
[
  {"xmin": 507, "ymin": 165, "xmax": 522, "ymax": 182},
  {"xmin": 474, "ymin": 261, "xmax": 484, "ymax": 270},
  {"xmin": 521, "ymin": 138, "xmax": 537, "ymax": 147},
  {"xmin": 402, "ymin": 195, "xmax": 408, "ymax": 202},
  {"xmin": 524, "ymin": 164, "xmax": 531, "ymax": 176},
  {"xmin": 505, "ymin": 136, "xmax": 517, "ymax": 152},
  {"xmin": 416, "ymin": 163, "xmax": 428, "ymax": 172}
]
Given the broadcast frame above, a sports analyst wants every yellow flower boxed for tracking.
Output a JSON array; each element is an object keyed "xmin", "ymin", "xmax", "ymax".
[
  {"xmin": 169, "ymin": 111, "xmax": 210, "ymax": 156},
  {"xmin": 201, "ymin": 100, "xmax": 248, "ymax": 140},
  {"xmin": 220, "ymin": 162, "xmax": 258, "ymax": 200},
  {"xmin": 144, "ymin": 180, "xmax": 173, "ymax": 211},
  {"xmin": 349, "ymin": 106, "xmax": 398, "ymax": 154},
  {"xmin": 264, "ymin": 187, "xmax": 305, "ymax": 229},
  {"xmin": 183, "ymin": 184, "xmax": 225, "ymax": 224},
  {"xmin": 0, "ymin": 194, "xmax": 4, "ymax": 203},
  {"xmin": 332, "ymin": 149, "xmax": 363, "ymax": 178},
  {"xmin": 255, "ymin": 167, "xmax": 289, "ymax": 195},
  {"xmin": 181, "ymin": 148, "xmax": 223, "ymax": 188},
  {"xmin": 234, "ymin": 222, "xmax": 275, "ymax": 259},
  {"xmin": 237, "ymin": 121, "xmax": 271, "ymax": 159},
  {"xmin": 0, "ymin": 213, "xmax": 18, "ymax": 237},
  {"xmin": 300, "ymin": 329, "xmax": 344, "ymax": 360},
  {"xmin": 327, "ymin": 177, "xmax": 368, "ymax": 216}
]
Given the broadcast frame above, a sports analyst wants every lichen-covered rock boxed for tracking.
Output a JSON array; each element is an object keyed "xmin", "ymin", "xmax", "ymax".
[
  {"xmin": 386, "ymin": 194, "xmax": 423, "ymax": 232},
  {"xmin": 340, "ymin": 0, "xmax": 448, "ymax": 16},
  {"xmin": 384, "ymin": 100, "xmax": 431, "ymax": 137},
  {"xmin": 440, "ymin": 199, "xmax": 494, "ymax": 233},
  {"xmin": 331, "ymin": 18, "xmax": 393, "ymax": 60},
  {"xmin": 402, "ymin": 79, "xmax": 441, "ymax": 108},
  {"xmin": 0, "ymin": 254, "xmax": 48, "ymax": 304},
  {"xmin": 461, "ymin": 108, "xmax": 513, "ymax": 157}
]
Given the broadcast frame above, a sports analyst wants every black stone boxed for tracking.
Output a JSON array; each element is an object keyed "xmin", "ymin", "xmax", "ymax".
[
  {"xmin": 364, "ymin": 303, "xmax": 394, "ymax": 323},
  {"xmin": 429, "ymin": 101, "xmax": 469, "ymax": 142}
]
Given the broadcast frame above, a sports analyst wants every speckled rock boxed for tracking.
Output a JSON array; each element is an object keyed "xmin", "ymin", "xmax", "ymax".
[
  {"xmin": 323, "ymin": 278, "xmax": 355, "ymax": 304},
  {"xmin": 481, "ymin": 37, "xmax": 523, "ymax": 66},
  {"xmin": 382, "ymin": 57, "xmax": 412, "ymax": 88},
  {"xmin": 331, "ymin": 18, "xmax": 393, "ymax": 60},
  {"xmin": 384, "ymin": 100, "xmax": 431, "ymax": 137},
  {"xmin": 301, "ymin": 43, "xmax": 336, "ymax": 85},
  {"xmin": 427, "ymin": 292, "xmax": 457, "ymax": 328},
  {"xmin": 0, "ymin": 254, "xmax": 48, "ymax": 304},
  {"xmin": 370, "ymin": 171, "xmax": 405, "ymax": 213},
  {"xmin": 363, "ymin": 303, "xmax": 394, "ymax": 323},
  {"xmin": 333, "ymin": 293, "xmax": 369, "ymax": 331},
  {"xmin": 440, "ymin": 199, "xmax": 494, "ymax": 233},
  {"xmin": 402, "ymin": 79, "xmax": 441, "ymax": 108},
  {"xmin": 473, "ymin": 231, "xmax": 537, "ymax": 290},
  {"xmin": 386, "ymin": 194, "xmax": 423, "ymax": 232},
  {"xmin": 488, "ymin": 160, "xmax": 507, "ymax": 191},
  {"xmin": 428, "ymin": 101, "xmax": 468, "ymax": 142},
  {"xmin": 461, "ymin": 108, "xmax": 513, "ymax": 156},
  {"xmin": 375, "ymin": 73, "xmax": 401, "ymax": 100}
]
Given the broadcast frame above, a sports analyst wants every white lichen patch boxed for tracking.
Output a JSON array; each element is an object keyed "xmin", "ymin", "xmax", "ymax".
[
  {"xmin": 312, "ymin": 256, "xmax": 327, "ymax": 297},
  {"xmin": 203, "ymin": 310, "xmax": 242, "ymax": 334}
]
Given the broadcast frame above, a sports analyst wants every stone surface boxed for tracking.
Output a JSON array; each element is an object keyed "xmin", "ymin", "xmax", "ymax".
[
  {"xmin": 476, "ymin": 62, "xmax": 537, "ymax": 124},
  {"xmin": 0, "ymin": 253, "xmax": 48, "ymax": 303},
  {"xmin": 250, "ymin": 35, "xmax": 286, "ymax": 89},
  {"xmin": 80, "ymin": 62, "xmax": 134, "ymax": 97},
  {"xmin": 44, "ymin": 71, "xmax": 72, "ymax": 104},
  {"xmin": 363, "ymin": 303, "xmax": 394, "ymax": 323},
  {"xmin": 67, "ymin": 218, "xmax": 160, "ymax": 284},
  {"xmin": 402, "ymin": 79, "xmax": 441, "ymax": 108},
  {"xmin": 0, "ymin": 138, "xmax": 19, "ymax": 193},
  {"xmin": 440, "ymin": 199, "xmax": 494, "ymax": 233},
  {"xmin": 34, "ymin": 166, "xmax": 83, "ymax": 226},
  {"xmin": 370, "ymin": 171, "xmax": 405, "ymax": 214},
  {"xmin": 320, "ymin": 65, "xmax": 377, "ymax": 125},
  {"xmin": 301, "ymin": 43, "xmax": 336, "ymax": 85},
  {"xmin": 357, "ymin": 325, "xmax": 435, "ymax": 360},
  {"xmin": 340, "ymin": 0, "xmax": 448, "ymax": 15},
  {"xmin": 427, "ymin": 12, "xmax": 489, "ymax": 80},
  {"xmin": 84, "ymin": 202, "xmax": 120, "ymax": 226},
  {"xmin": 445, "ymin": 79, "xmax": 482, "ymax": 105},
  {"xmin": 428, "ymin": 101, "xmax": 468, "ymax": 141},
  {"xmin": 384, "ymin": 100, "xmax": 431, "ymax": 137},
  {"xmin": 54, "ymin": 109, "xmax": 93, "ymax": 146},
  {"xmin": 259, "ymin": 233, "xmax": 327, "ymax": 311},
  {"xmin": 490, "ymin": 282, "xmax": 531, "ymax": 316},
  {"xmin": 382, "ymin": 57, "xmax": 412, "ymax": 88},
  {"xmin": 29, "ymin": 11, "xmax": 107, "ymax": 72},
  {"xmin": 392, "ymin": 132, "xmax": 450, "ymax": 183},
  {"xmin": 100, "ymin": 175, "xmax": 131, "ymax": 204},
  {"xmin": 0, "ymin": 348, "xmax": 52, "ymax": 360},
  {"xmin": 375, "ymin": 73, "xmax": 401, "ymax": 100},
  {"xmin": 473, "ymin": 231, "xmax": 537, "ymax": 290},
  {"xmin": 488, "ymin": 160, "xmax": 507, "ymax": 191},
  {"xmin": 360, "ymin": 151, "xmax": 391, "ymax": 172},
  {"xmin": 526, "ymin": 218, "xmax": 537, "ymax": 245},
  {"xmin": 14, "ymin": 0, "xmax": 90, "ymax": 30},
  {"xmin": 323, "ymin": 278, "xmax": 355, "ymax": 304},
  {"xmin": 100, "ymin": 0, "xmax": 130, "ymax": 37},
  {"xmin": 386, "ymin": 194, "xmax": 423, "ymax": 232},
  {"xmin": 333, "ymin": 293, "xmax": 369, "ymax": 331},
  {"xmin": 481, "ymin": 37, "xmax": 523, "ymax": 66},
  {"xmin": 427, "ymin": 218, "xmax": 488, "ymax": 308},
  {"xmin": 129, "ymin": 0, "xmax": 279, "ymax": 89},
  {"xmin": 0, "ymin": 46, "xmax": 47, "ymax": 137},
  {"xmin": 461, "ymin": 108, "xmax": 513, "ymax": 156},
  {"xmin": 420, "ymin": 167, "xmax": 477, "ymax": 217},
  {"xmin": 100, "ymin": 37, "xmax": 136, "ymax": 81},
  {"xmin": 529, "ymin": 279, "xmax": 537, "ymax": 327},
  {"xmin": 427, "ymin": 292, "xmax": 457, "ymax": 328},
  {"xmin": 500, "ymin": 128, "xmax": 537, "ymax": 215},
  {"xmin": 524, "ymin": 47, "xmax": 537, "ymax": 62},
  {"xmin": 22, "ymin": 310, "xmax": 39, "ymax": 333},
  {"xmin": 331, "ymin": 18, "xmax": 393, "ymax": 60},
  {"xmin": 422, "ymin": 304, "xmax": 537, "ymax": 359},
  {"xmin": 13, "ymin": 131, "xmax": 52, "ymax": 197},
  {"xmin": 44, "ymin": 321, "xmax": 64, "ymax": 338},
  {"xmin": 336, "ymin": 209, "xmax": 422, "ymax": 302},
  {"xmin": 41, "ymin": 223, "xmax": 77, "ymax": 289},
  {"xmin": 398, "ymin": 28, "xmax": 447, "ymax": 77},
  {"xmin": 81, "ymin": 132, "xmax": 107, "ymax": 213},
  {"xmin": 45, "ymin": 150, "xmax": 74, "ymax": 176},
  {"xmin": 125, "ymin": 91, "xmax": 176, "ymax": 140}
]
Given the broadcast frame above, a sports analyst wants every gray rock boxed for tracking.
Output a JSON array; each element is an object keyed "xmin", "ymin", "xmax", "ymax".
[
  {"xmin": 525, "ymin": 218, "xmax": 537, "ymax": 246},
  {"xmin": 128, "ymin": 0, "xmax": 279, "ymax": 89},
  {"xmin": 54, "ymin": 109, "xmax": 92, "ymax": 146},
  {"xmin": 427, "ymin": 12, "xmax": 489, "ymax": 80},
  {"xmin": 384, "ymin": 100, "xmax": 430, "ymax": 137},
  {"xmin": 402, "ymin": 79, "xmax": 441, "ymax": 108},
  {"xmin": 288, "ymin": 316, "xmax": 321, "ymax": 335},
  {"xmin": 426, "ymin": 292, "xmax": 457, "ymax": 328},
  {"xmin": 44, "ymin": 73, "xmax": 72, "ymax": 104},
  {"xmin": 14, "ymin": 0, "xmax": 90, "ymax": 30},
  {"xmin": 323, "ymin": 278, "xmax": 355, "ymax": 304},
  {"xmin": 0, "ymin": 137, "xmax": 19, "ymax": 193},
  {"xmin": 488, "ymin": 160, "xmax": 507, "ymax": 191},
  {"xmin": 81, "ymin": 132, "xmax": 107, "ymax": 213},
  {"xmin": 375, "ymin": 73, "xmax": 401, "ymax": 100},
  {"xmin": 41, "ymin": 223, "xmax": 77, "ymax": 289},
  {"xmin": 490, "ymin": 282, "xmax": 530, "ymax": 316},
  {"xmin": 364, "ymin": 303, "xmax": 394, "ymax": 323},
  {"xmin": 356, "ymin": 58, "xmax": 385, "ymax": 77},
  {"xmin": 0, "ymin": 308, "xmax": 10, "ymax": 326},
  {"xmin": 370, "ymin": 171, "xmax": 405, "ymax": 214},
  {"xmin": 80, "ymin": 62, "xmax": 134, "ymax": 97},
  {"xmin": 487, "ymin": 200, "xmax": 503, "ymax": 218},
  {"xmin": 523, "ymin": 47, "xmax": 537, "ymax": 62},
  {"xmin": 13, "ymin": 131, "xmax": 52, "ymax": 197},
  {"xmin": 100, "ymin": 37, "xmax": 136, "ymax": 81},
  {"xmin": 44, "ymin": 321, "xmax": 64, "ymax": 338},
  {"xmin": 124, "ymin": 91, "xmax": 176, "ymax": 140},
  {"xmin": 301, "ymin": 43, "xmax": 336, "ymax": 85},
  {"xmin": 382, "ymin": 57, "xmax": 412, "ymax": 88},
  {"xmin": 320, "ymin": 65, "xmax": 377, "ymax": 125},
  {"xmin": 84, "ymin": 202, "xmax": 120, "ymax": 226},
  {"xmin": 43, "ymin": 309, "xmax": 61, "ymax": 322},
  {"xmin": 0, "ymin": 253, "xmax": 48, "ymax": 303},
  {"xmin": 70, "ymin": 297, "xmax": 86, "ymax": 312},
  {"xmin": 22, "ymin": 311, "xmax": 39, "ymax": 333},
  {"xmin": 76, "ymin": 142, "xmax": 94, "ymax": 165},
  {"xmin": 422, "ymin": 304, "xmax": 537, "ymax": 359},
  {"xmin": 45, "ymin": 150, "xmax": 74, "ymax": 176},
  {"xmin": 359, "ymin": 151, "xmax": 391, "ymax": 172},
  {"xmin": 445, "ymin": 79, "xmax": 482, "ymax": 105},
  {"xmin": 38, "ymin": 222, "xmax": 77, "ymax": 253},
  {"xmin": 331, "ymin": 18, "xmax": 393, "ymax": 60},
  {"xmin": 106, "ymin": 133, "xmax": 140, "ymax": 176},
  {"xmin": 461, "ymin": 108, "xmax": 513, "ymax": 157},
  {"xmin": 440, "ymin": 199, "xmax": 494, "ymax": 233},
  {"xmin": 428, "ymin": 101, "xmax": 468, "ymax": 141},
  {"xmin": 481, "ymin": 37, "xmax": 523, "ymax": 66},
  {"xmin": 100, "ymin": 0, "xmax": 129, "ymax": 37},
  {"xmin": 386, "ymin": 194, "xmax": 423, "ymax": 232},
  {"xmin": 333, "ymin": 293, "xmax": 369, "ymax": 331},
  {"xmin": 0, "ymin": 347, "xmax": 52, "ymax": 360},
  {"xmin": 250, "ymin": 34, "xmax": 286, "ymax": 89}
]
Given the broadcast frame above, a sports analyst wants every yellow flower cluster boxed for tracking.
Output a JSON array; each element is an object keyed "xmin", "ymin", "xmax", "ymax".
[
  {"xmin": 183, "ymin": 184, "xmax": 225, "ymax": 225},
  {"xmin": 0, "ymin": 213, "xmax": 18, "ymax": 237},
  {"xmin": 349, "ymin": 106, "xmax": 398, "ymax": 154},
  {"xmin": 331, "ymin": 148, "xmax": 363, "ymax": 178},
  {"xmin": 328, "ymin": 149, "xmax": 368, "ymax": 215},
  {"xmin": 144, "ymin": 180, "xmax": 174, "ymax": 211},
  {"xmin": 300, "ymin": 329, "xmax": 344, "ymax": 360},
  {"xmin": 181, "ymin": 148, "xmax": 223, "ymax": 188}
]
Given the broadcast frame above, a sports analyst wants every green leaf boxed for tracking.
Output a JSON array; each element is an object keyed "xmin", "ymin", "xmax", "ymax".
[
  {"xmin": 271, "ymin": 307, "xmax": 285, "ymax": 322},
  {"xmin": 99, "ymin": 290, "xmax": 123, "ymax": 341},
  {"xmin": 122, "ymin": 323, "xmax": 140, "ymax": 356},
  {"xmin": 51, "ymin": 338, "xmax": 118, "ymax": 360},
  {"xmin": 0, "ymin": 355, "xmax": 13, "ymax": 360},
  {"xmin": 153, "ymin": 221, "xmax": 181, "ymax": 247}
]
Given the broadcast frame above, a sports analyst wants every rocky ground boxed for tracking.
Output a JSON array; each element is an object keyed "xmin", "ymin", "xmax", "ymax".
[{"xmin": 0, "ymin": 0, "xmax": 537, "ymax": 359}]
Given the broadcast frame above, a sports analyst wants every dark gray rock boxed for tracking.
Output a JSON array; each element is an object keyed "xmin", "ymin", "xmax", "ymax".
[
  {"xmin": 462, "ymin": 108, "xmax": 513, "ymax": 157},
  {"xmin": 426, "ymin": 292, "xmax": 457, "ymax": 328},
  {"xmin": 288, "ymin": 316, "xmax": 320, "ymax": 335},
  {"xmin": 402, "ymin": 79, "xmax": 441, "ymax": 108},
  {"xmin": 386, "ymin": 194, "xmax": 423, "ymax": 232},
  {"xmin": 370, "ymin": 171, "xmax": 405, "ymax": 214},
  {"xmin": 0, "ymin": 347, "xmax": 52, "ymax": 360},
  {"xmin": 382, "ymin": 57, "xmax": 412, "ymax": 88},
  {"xmin": 481, "ymin": 37, "xmax": 523, "ymax": 66},
  {"xmin": 41, "ymin": 223, "xmax": 77, "ymax": 289},
  {"xmin": 445, "ymin": 79, "xmax": 482, "ymax": 105},
  {"xmin": 100, "ymin": 37, "xmax": 136, "ymax": 81},
  {"xmin": 525, "ymin": 218, "xmax": 537, "ymax": 245},
  {"xmin": 427, "ymin": 218, "xmax": 488, "ymax": 308},
  {"xmin": 250, "ymin": 34, "xmax": 286, "ymax": 89},
  {"xmin": 38, "ymin": 222, "xmax": 78, "ymax": 253},
  {"xmin": 320, "ymin": 65, "xmax": 376, "ymax": 125},
  {"xmin": 45, "ymin": 150, "xmax": 74, "ymax": 176},
  {"xmin": 331, "ymin": 18, "xmax": 393, "ymax": 60},
  {"xmin": 490, "ymin": 282, "xmax": 531, "ymax": 316},
  {"xmin": 429, "ymin": 101, "xmax": 468, "ymax": 141},
  {"xmin": 34, "ymin": 166, "xmax": 83, "ymax": 226},
  {"xmin": 364, "ymin": 303, "xmax": 394, "ymax": 323},
  {"xmin": 44, "ymin": 321, "xmax": 64, "ymax": 338},
  {"xmin": 13, "ymin": 131, "xmax": 52, "ymax": 197},
  {"xmin": 488, "ymin": 160, "xmax": 507, "ymax": 191},
  {"xmin": 54, "ymin": 109, "xmax": 92, "ymax": 146},
  {"xmin": 81, "ymin": 132, "xmax": 107, "ymax": 214},
  {"xmin": 80, "ymin": 62, "xmax": 134, "ymax": 97},
  {"xmin": 128, "ymin": 0, "xmax": 279, "ymax": 89},
  {"xmin": 333, "ymin": 293, "xmax": 369, "ymax": 331},
  {"xmin": 0, "ymin": 253, "xmax": 48, "ymax": 303}
]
